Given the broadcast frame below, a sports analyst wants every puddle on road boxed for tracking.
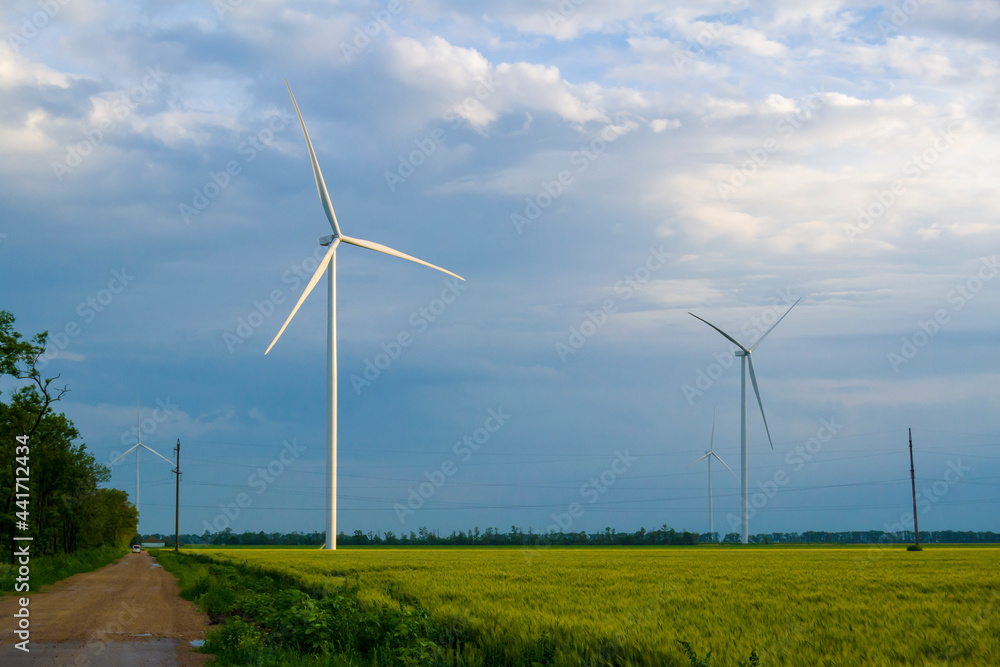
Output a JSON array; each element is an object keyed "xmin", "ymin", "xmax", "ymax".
[
  {"xmin": 150, "ymin": 564, "xmax": 162, "ymax": 568},
  {"xmin": 190, "ymin": 640, "xmax": 205, "ymax": 647}
]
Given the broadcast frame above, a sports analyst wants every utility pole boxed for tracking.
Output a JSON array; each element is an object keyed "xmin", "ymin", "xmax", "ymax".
[
  {"xmin": 173, "ymin": 438, "xmax": 181, "ymax": 552},
  {"xmin": 909, "ymin": 428, "xmax": 920, "ymax": 549}
]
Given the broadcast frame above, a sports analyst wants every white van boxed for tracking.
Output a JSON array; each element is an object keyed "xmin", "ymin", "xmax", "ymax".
[{"xmin": 132, "ymin": 544, "xmax": 141, "ymax": 553}]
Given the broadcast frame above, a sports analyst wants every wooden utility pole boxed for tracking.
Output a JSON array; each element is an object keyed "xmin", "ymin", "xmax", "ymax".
[
  {"xmin": 173, "ymin": 438, "xmax": 181, "ymax": 552},
  {"xmin": 908, "ymin": 428, "xmax": 920, "ymax": 548}
]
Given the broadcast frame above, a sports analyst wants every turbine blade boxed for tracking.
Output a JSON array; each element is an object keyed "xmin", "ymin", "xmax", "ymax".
[
  {"xmin": 340, "ymin": 235, "xmax": 464, "ymax": 281},
  {"xmin": 750, "ymin": 297, "xmax": 802, "ymax": 352},
  {"xmin": 285, "ymin": 80, "xmax": 342, "ymax": 237},
  {"xmin": 139, "ymin": 444, "xmax": 176, "ymax": 467},
  {"xmin": 688, "ymin": 452, "xmax": 712, "ymax": 467},
  {"xmin": 265, "ymin": 242, "xmax": 338, "ymax": 355},
  {"xmin": 688, "ymin": 313, "xmax": 749, "ymax": 353},
  {"xmin": 711, "ymin": 451, "xmax": 738, "ymax": 479},
  {"xmin": 109, "ymin": 444, "xmax": 140, "ymax": 465},
  {"xmin": 746, "ymin": 355, "xmax": 773, "ymax": 449}
]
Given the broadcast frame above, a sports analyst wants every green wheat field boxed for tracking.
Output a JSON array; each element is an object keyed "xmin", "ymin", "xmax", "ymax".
[{"xmin": 186, "ymin": 545, "xmax": 1000, "ymax": 666}]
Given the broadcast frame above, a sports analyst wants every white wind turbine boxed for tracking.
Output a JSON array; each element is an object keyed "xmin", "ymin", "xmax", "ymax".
[
  {"xmin": 266, "ymin": 81, "xmax": 464, "ymax": 551},
  {"xmin": 110, "ymin": 400, "xmax": 175, "ymax": 528},
  {"xmin": 689, "ymin": 408, "xmax": 737, "ymax": 542},
  {"xmin": 689, "ymin": 298, "xmax": 800, "ymax": 544}
]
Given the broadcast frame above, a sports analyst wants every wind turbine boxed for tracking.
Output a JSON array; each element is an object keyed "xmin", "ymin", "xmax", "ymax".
[
  {"xmin": 689, "ymin": 298, "xmax": 800, "ymax": 544},
  {"xmin": 688, "ymin": 408, "xmax": 737, "ymax": 542},
  {"xmin": 266, "ymin": 81, "xmax": 464, "ymax": 551},
  {"xmin": 110, "ymin": 400, "xmax": 175, "ymax": 529}
]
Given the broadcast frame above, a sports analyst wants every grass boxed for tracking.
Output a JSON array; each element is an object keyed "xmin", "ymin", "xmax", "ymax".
[
  {"xmin": 156, "ymin": 549, "xmax": 453, "ymax": 666},
  {"xmin": 159, "ymin": 544, "xmax": 1000, "ymax": 666},
  {"xmin": 0, "ymin": 544, "xmax": 127, "ymax": 594}
]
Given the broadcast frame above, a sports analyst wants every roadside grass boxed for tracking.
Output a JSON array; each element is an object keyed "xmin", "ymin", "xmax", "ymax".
[
  {"xmin": 155, "ymin": 550, "xmax": 457, "ymax": 666},
  {"xmin": 0, "ymin": 544, "xmax": 127, "ymax": 594}
]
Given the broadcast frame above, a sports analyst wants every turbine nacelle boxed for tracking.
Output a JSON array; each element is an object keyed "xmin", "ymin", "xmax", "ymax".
[{"xmin": 319, "ymin": 234, "xmax": 336, "ymax": 246}]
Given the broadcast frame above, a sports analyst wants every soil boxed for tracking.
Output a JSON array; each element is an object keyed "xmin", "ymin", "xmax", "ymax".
[{"xmin": 0, "ymin": 549, "xmax": 209, "ymax": 666}]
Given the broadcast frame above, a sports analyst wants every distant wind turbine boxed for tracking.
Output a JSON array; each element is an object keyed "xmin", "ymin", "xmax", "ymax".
[
  {"xmin": 110, "ymin": 400, "xmax": 175, "ymax": 527},
  {"xmin": 689, "ymin": 298, "xmax": 800, "ymax": 544},
  {"xmin": 266, "ymin": 81, "xmax": 464, "ymax": 551},
  {"xmin": 689, "ymin": 408, "xmax": 737, "ymax": 542}
]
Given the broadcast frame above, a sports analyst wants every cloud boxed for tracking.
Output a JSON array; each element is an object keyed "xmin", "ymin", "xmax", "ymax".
[
  {"xmin": 387, "ymin": 35, "xmax": 610, "ymax": 130},
  {"xmin": 650, "ymin": 118, "xmax": 681, "ymax": 132}
]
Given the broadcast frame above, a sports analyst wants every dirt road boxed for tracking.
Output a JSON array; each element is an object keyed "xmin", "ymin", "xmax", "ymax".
[{"xmin": 0, "ymin": 550, "xmax": 209, "ymax": 666}]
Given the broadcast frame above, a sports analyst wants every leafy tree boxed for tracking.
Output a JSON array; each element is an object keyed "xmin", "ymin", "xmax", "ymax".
[{"xmin": 0, "ymin": 311, "xmax": 137, "ymax": 559}]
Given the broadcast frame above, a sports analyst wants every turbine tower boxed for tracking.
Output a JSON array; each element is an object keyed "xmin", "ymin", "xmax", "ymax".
[
  {"xmin": 110, "ymin": 400, "xmax": 175, "ymax": 529},
  {"xmin": 266, "ymin": 81, "xmax": 464, "ymax": 551},
  {"xmin": 689, "ymin": 409, "xmax": 737, "ymax": 542},
  {"xmin": 689, "ymin": 298, "xmax": 800, "ymax": 544}
]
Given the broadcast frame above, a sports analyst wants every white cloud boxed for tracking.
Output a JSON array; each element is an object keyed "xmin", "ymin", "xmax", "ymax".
[
  {"xmin": 387, "ymin": 35, "xmax": 610, "ymax": 130},
  {"xmin": 0, "ymin": 108, "xmax": 55, "ymax": 153},
  {"xmin": 650, "ymin": 118, "xmax": 681, "ymax": 132},
  {"xmin": 0, "ymin": 43, "xmax": 74, "ymax": 90}
]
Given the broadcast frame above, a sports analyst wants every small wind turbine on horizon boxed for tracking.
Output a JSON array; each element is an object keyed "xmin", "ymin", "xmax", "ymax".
[
  {"xmin": 689, "ymin": 297, "xmax": 801, "ymax": 544},
  {"xmin": 265, "ymin": 81, "xmax": 464, "ymax": 551},
  {"xmin": 110, "ymin": 400, "xmax": 175, "ymax": 529},
  {"xmin": 689, "ymin": 408, "xmax": 737, "ymax": 542}
]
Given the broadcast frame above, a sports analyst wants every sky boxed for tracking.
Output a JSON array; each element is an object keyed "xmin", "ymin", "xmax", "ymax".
[{"xmin": 1, "ymin": 0, "xmax": 998, "ymax": 538}]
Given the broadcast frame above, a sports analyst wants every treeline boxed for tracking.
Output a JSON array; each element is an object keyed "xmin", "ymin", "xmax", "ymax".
[
  {"xmin": 185, "ymin": 525, "xmax": 700, "ymax": 546},
  {"xmin": 344, "ymin": 525, "xmax": 704, "ymax": 546},
  {"xmin": 157, "ymin": 529, "xmax": 327, "ymax": 546},
  {"xmin": 186, "ymin": 526, "xmax": 1000, "ymax": 547},
  {"xmin": 0, "ymin": 311, "xmax": 138, "ymax": 561},
  {"xmin": 735, "ymin": 530, "xmax": 1000, "ymax": 544}
]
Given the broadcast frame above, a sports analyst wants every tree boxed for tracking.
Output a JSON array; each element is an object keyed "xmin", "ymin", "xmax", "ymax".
[{"xmin": 0, "ymin": 311, "xmax": 137, "ymax": 559}]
